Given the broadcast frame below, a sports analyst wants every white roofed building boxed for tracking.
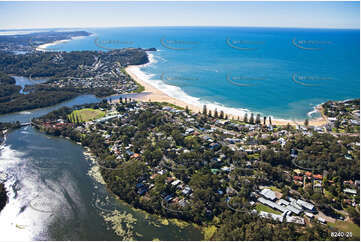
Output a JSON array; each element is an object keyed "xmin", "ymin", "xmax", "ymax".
[
  {"xmin": 286, "ymin": 215, "xmax": 305, "ymax": 225},
  {"xmin": 258, "ymin": 211, "xmax": 284, "ymax": 222},
  {"xmin": 257, "ymin": 197, "xmax": 289, "ymax": 213},
  {"xmin": 277, "ymin": 199, "xmax": 290, "ymax": 206},
  {"xmin": 297, "ymin": 199, "xmax": 316, "ymax": 212},
  {"xmin": 344, "ymin": 188, "xmax": 357, "ymax": 195},
  {"xmin": 286, "ymin": 205, "xmax": 302, "ymax": 215},
  {"xmin": 260, "ymin": 189, "xmax": 277, "ymax": 201}
]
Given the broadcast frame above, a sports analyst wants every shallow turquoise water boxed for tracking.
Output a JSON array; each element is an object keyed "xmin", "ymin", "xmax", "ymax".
[{"xmin": 36, "ymin": 27, "xmax": 361, "ymax": 119}]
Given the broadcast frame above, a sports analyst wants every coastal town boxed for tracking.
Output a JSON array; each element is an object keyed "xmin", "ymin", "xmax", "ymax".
[
  {"xmin": 0, "ymin": 1, "xmax": 360, "ymax": 241},
  {"xmin": 0, "ymin": 46, "xmax": 154, "ymax": 114},
  {"xmin": 45, "ymin": 54, "xmax": 143, "ymax": 94},
  {"xmin": 32, "ymin": 96, "xmax": 360, "ymax": 240},
  {"xmin": 0, "ymin": 30, "xmax": 359, "ymax": 238},
  {"xmin": 0, "ymin": 30, "xmax": 91, "ymax": 53}
]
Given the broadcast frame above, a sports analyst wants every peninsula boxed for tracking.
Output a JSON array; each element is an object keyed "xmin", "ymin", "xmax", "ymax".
[{"xmin": 0, "ymin": 34, "xmax": 155, "ymax": 114}]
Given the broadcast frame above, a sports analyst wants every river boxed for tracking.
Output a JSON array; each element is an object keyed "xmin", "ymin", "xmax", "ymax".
[{"xmin": 0, "ymin": 81, "xmax": 202, "ymax": 241}]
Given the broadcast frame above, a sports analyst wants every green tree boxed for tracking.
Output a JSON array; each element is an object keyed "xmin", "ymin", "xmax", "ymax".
[
  {"xmin": 220, "ymin": 110, "xmax": 224, "ymax": 119},
  {"xmin": 347, "ymin": 207, "xmax": 360, "ymax": 225},
  {"xmin": 243, "ymin": 113, "xmax": 248, "ymax": 123},
  {"xmin": 249, "ymin": 113, "xmax": 254, "ymax": 124},
  {"xmin": 203, "ymin": 105, "xmax": 207, "ymax": 115},
  {"xmin": 185, "ymin": 105, "xmax": 190, "ymax": 114},
  {"xmin": 255, "ymin": 114, "xmax": 261, "ymax": 124},
  {"xmin": 304, "ymin": 119, "xmax": 309, "ymax": 127}
]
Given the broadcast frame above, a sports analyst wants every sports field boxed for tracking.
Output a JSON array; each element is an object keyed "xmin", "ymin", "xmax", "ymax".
[{"xmin": 68, "ymin": 108, "xmax": 105, "ymax": 123}]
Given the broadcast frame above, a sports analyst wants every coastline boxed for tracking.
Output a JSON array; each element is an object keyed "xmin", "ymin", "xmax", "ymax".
[
  {"xmin": 35, "ymin": 35, "xmax": 327, "ymax": 127},
  {"xmin": 125, "ymin": 65, "xmax": 204, "ymax": 114},
  {"xmin": 124, "ymin": 54, "xmax": 328, "ymax": 127},
  {"xmin": 36, "ymin": 39, "xmax": 70, "ymax": 51},
  {"xmin": 35, "ymin": 35, "xmax": 91, "ymax": 51}
]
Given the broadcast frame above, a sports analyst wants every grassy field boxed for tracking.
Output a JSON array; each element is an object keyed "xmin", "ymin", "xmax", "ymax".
[
  {"xmin": 268, "ymin": 186, "xmax": 282, "ymax": 192},
  {"xmin": 132, "ymin": 79, "xmax": 145, "ymax": 93},
  {"xmin": 255, "ymin": 203, "xmax": 282, "ymax": 215},
  {"xmin": 248, "ymin": 153, "xmax": 260, "ymax": 160},
  {"xmin": 157, "ymin": 102, "xmax": 184, "ymax": 110},
  {"xmin": 68, "ymin": 108, "xmax": 105, "ymax": 123},
  {"xmin": 328, "ymin": 220, "xmax": 360, "ymax": 240}
]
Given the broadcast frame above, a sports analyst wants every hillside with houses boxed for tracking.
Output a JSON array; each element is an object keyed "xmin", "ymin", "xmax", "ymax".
[{"xmin": 32, "ymin": 97, "xmax": 360, "ymax": 240}]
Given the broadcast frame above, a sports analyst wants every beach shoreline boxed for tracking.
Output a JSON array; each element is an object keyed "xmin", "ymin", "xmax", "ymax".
[
  {"xmin": 35, "ymin": 35, "xmax": 91, "ymax": 51},
  {"xmin": 36, "ymin": 39, "xmax": 69, "ymax": 51},
  {"xmin": 36, "ymin": 35, "xmax": 327, "ymax": 127},
  {"xmin": 124, "ymin": 53, "xmax": 328, "ymax": 127}
]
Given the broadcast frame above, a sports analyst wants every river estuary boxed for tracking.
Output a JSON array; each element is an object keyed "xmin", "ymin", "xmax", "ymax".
[{"xmin": 0, "ymin": 81, "xmax": 202, "ymax": 240}]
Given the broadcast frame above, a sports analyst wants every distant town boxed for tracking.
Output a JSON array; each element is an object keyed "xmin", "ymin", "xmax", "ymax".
[
  {"xmin": 0, "ymin": 30, "xmax": 91, "ymax": 53},
  {"xmin": 0, "ymin": 31, "xmax": 154, "ymax": 114}
]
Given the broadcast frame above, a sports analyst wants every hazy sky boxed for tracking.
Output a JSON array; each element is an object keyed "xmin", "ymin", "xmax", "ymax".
[{"xmin": 0, "ymin": 1, "xmax": 359, "ymax": 29}]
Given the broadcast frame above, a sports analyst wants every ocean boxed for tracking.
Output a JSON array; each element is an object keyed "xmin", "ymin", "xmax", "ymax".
[
  {"xmin": 44, "ymin": 27, "xmax": 360, "ymax": 120},
  {"xmin": 0, "ymin": 26, "xmax": 359, "ymax": 240}
]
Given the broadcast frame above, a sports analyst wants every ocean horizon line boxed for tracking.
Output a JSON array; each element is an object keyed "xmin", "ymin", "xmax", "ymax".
[{"xmin": 1, "ymin": 25, "xmax": 360, "ymax": 32}]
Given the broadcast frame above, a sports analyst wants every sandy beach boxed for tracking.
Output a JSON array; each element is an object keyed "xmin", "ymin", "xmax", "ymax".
[
  {"xmin": 36, "ymin": 39, "xmax": 70, "ymax": 51},
  {"xmin": 125, "ymin": 65, "xmax": 203, "ymax": 112},
  {"xmin": 124, "ymin": 63, "xmax": 328, "ymax": 127},
  {"xmin": 34, "ymin": 35, "xmax": 327, "ymax": 127},
  {"xmin": 35, "ymin": 35, "xmax": 89, "ymax": 51}
]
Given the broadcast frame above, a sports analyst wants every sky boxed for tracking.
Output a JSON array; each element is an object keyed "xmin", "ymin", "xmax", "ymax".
[{"xmin": 0, "ymin": 1, "xmax": 359, "ymax": 30}]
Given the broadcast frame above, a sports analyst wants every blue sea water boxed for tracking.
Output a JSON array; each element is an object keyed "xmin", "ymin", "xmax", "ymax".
[{"xmin": 46, "ymin": 27, "xmax": 360, "ymax": 120}]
